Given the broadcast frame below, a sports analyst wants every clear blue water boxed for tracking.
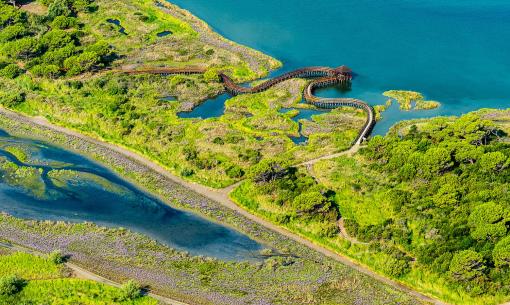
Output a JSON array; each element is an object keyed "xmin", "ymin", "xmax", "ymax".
[
  {"xmin": 178, "ymin": 93, "xmax": 230, "ymax": 119},
  {"xmin": 0, "ymin": 131, "xmax": 262, "ymax": 261},
  {"xmin": 157, "ymin": 30, "xmax": 173, "ymax": 37},
  {"xmin": 169, "ymin": 0, "xmax": 510, "ymax": 134}
]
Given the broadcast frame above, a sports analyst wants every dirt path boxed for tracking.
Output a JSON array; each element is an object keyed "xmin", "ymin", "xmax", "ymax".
[
  {"xmin": 0, "ymin": 108, "xmax": 444, "ymax": 305},
  {"xmin": 0, "ymin": 241, "xmax": 188, "ymax": 305},
  {"xmin": 298, "ymin": 143, "xmax": 361, "ymax": 167}
]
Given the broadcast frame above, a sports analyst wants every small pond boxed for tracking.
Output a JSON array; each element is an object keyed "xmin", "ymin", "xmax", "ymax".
[
  {"xmin": 157, "ymin": 30, "xmax": 173, "ymax": 37},
  {"xmin": 106, "ymin": 19, "xmax": 127, "ymax": 35},
  {"xmin": 280, "ymin": 107, "xmax": 328, "ymax": 144},
  {"xmin": 177, "ymin": 93, "xmax": 230, "ymax": 119}
]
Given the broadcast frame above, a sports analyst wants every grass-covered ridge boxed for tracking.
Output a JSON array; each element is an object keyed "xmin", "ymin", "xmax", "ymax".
[{"xmin": 232, "ymin": 109, "xmax": 510, "ymax": 305}]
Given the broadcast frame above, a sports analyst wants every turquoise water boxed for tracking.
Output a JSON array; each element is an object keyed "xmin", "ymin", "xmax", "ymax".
[
  {"xmin": 280, "ymin": 108, "xmax": 328, "ymax": 144},
  {"xmin": 178, "ymin": 93, "xmax": 229, "ymax": 118},
  {"xmin": 170, "ymin": 0, "xmax": 510, "ymax": 134},
  {"xmin": 0, "ymin": 131, "xmax": 263, "ymax": 261}
]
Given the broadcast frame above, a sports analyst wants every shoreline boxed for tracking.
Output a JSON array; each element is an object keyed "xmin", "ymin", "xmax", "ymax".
[{"xmin": 0, "ymin": 107, "xmax": 442, "ymax": 305}]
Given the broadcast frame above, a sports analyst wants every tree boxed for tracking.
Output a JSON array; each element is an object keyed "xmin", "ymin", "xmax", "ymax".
[
  {"xmin": 0, "ymin": 24, "xmax": 27, "ymax": 42},
  {"xmin": 422, "ymin": 147, "xmax": 453, "ymax": 177},
  {"xmin": 248, "ymin": 159, "xmax": 289, "ymax": 183},
  {"xmin": 41, "ymin": 44, "xmax": 76, "ymax": 66},
  {"xmin": 41, "ymin": 29, "xmax": 74, "ymax": 50},
  {"xmin": 454, "ymin": 142, "xmax": 484, "ymax": 164},
  {"xmin": 51, "ymin": 16, "xmax": 77, "ymax": 29},
  {"xmin": 449, "ymin": 250, "xmax": 485, "ymax": 282},
  {"xmin": 85, "ymin": 41, "xmax": 113, "ymax": 59},
  {"xmin": 0, "ymin": 275, "xmax": 25, "ymax": 296},
  {"xmin": 30, "ymin": 64, "xmax": 60, "ymax": 78},
  {"xmin": 479, "ymin": 152, "xmax": 508, "ymax": 172},
  {"xmin": 469, "ymin": 202, "xmax": 508, "ymax": 241},
  {"xmin": 493, "ymin": 236, "xmax": 510, "ymax": 267},
  {"xmin": 0, "ymin": 63, "xmax": 23, "ymax": 78},
  {"xmin": 292, "ymin": 191, "xmax": 329, "ymax": 214},
  {"xmin": 47, "ymin": 0, "xmax": 73, "ymax": 20},
  {"xmin": 63, "ymin": 51, "xmax": 100, "ymax": 76},
  {"xmin": 0, "ymin": 3, "xmax": 25, "ymax": 28},
  {"xmin": 3, "ymin": 37, "xmax": 40, "ymax": 59}
]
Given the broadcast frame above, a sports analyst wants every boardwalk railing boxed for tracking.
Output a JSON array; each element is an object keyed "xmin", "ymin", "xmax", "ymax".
[{"xmin": 119, "ymin": 66, "xmax": 375, "ymax": 144}]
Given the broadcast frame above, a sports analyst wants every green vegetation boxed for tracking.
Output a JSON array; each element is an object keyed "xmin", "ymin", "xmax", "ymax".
[
  {"xmin": 0, "ymin": 156, "xmax": 46, "ymax": 198},
  {"xmin": 233, "ymin": 110, "xmax": 510, "ymax": 305},
  {"xmin": 0, "ymin": 251, "xmax": 64, "ymax": 279},
  {"xmin": 0, "ymin": 0, "xmax": 361, "ymax": 187},
  {"xmin": 0, "ymin": 250, "xmax": 156, "ymax": 304},
  {"xmin": 415, "ymin": 100, "xmax": 440, "ymax": 110},
  {"xmin": 232, "ymin": 158, "xmax": 340, "ymax": 238},
  {"xmin": 384, "ymin": 90, "xmax": 440, "ymax": 111},
  {"xmin": 0, "ymin": 213, "xmax": 422, "ymax": 305}
]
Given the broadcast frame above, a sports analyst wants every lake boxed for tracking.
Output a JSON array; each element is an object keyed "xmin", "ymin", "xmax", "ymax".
[
  {"xmin": 169, "ymin": 0, "xmax": 510, "ymax": 134},
  {"xmin": 0, "ymin": 131, "xmax": 263, "ymax": 261}
]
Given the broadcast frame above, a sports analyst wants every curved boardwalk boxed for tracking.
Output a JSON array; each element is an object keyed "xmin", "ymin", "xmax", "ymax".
[{"xmin": 123, "ymin": 66, "xmax": 376, "ymax": 144}]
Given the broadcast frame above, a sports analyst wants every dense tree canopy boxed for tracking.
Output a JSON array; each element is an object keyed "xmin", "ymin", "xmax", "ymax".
[
  {"xmin": 351, "ymin": 113, "xmax": 510, "ymax": 295},
  {"xmin": 0, "ymin": 0, "xmax": 113, "ymax": 78}
]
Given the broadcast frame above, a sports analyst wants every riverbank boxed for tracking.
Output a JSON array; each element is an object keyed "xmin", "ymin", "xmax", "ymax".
[{"xmin": 0, "ymin": 108, "xmax": 425, "ymax": 305}]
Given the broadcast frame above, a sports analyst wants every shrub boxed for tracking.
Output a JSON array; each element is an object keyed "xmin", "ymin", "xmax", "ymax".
[
  {"xmin": 0, "ymin": 275, "xmax": 25, "ymax": 296},
  {"xmin": 380, "ymin": 256, "xmax": 410, "ymax": 278},
  {"xmin": 48, "ymin": 250, "xmax": 65, "ymax": 264},
  {"xmin": 51, "ymin": 16, "xmax": 78, "ymax": 29},
  {"xmin": 30, "ymin": 64, "xmax": 60, "ymax": 78},
  {"xmin": 317, "ymin": 222, "xmax": 339, "ymax": 238},
  {"xmin": 119, "ymin": 280, "xmax": 142, "ymax": 301},
  {"xmin": 0, "ymin": 92, "xmax": 25, "ymax": 108},
  {"xmin": 226, "ymin": 165, "xmax": 244, "ymax": 178},
  {"xmin": 0, "ymin": 25, "xmax": 27, "ymax": 42},
  {"xmin": 212, "ymin": 137, "xmax": 224, "ymax": 145},
  {"xmin": 180, "ymin": 168, "xmax": 194, "ymax": 177},
  {"xmin": 449, "ymin": 250, "xmax": 486, "ymax": 283}
]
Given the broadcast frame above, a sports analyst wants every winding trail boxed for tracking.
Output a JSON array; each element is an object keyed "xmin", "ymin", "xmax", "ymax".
[
  {"xmin": 122, "ymin": 65, "xmax": 376, "ymax": 144},
  {"xmin": 0, "ymin": 107, "xmax": 443, "ymax": 305}
]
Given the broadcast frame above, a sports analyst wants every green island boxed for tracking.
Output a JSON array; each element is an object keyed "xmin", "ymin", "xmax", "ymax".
[
  {"xmin": 0, "ymin": 0, "xmax": 509, "ymax": 305},
  {"xmin": 384, "ymin": 90, "xmax": 441, "ymax": 111}
]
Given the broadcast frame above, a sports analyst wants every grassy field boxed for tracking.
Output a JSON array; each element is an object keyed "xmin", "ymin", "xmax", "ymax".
[{"xmin": 0, "ymin": 250, "xmax": 157, "ymax": 305}]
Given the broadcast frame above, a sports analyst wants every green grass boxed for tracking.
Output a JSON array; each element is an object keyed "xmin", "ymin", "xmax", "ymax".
[
  {"xmin": 0, "ymin": 251, "xmax": 157, "ymax": 305},
  {"xmin": 0, "ymin": 252, "xmax": 63, "ymax": 280},
  {"xmin": 2, "ymin": 279, "xmax": 158, "ymax": 305}
]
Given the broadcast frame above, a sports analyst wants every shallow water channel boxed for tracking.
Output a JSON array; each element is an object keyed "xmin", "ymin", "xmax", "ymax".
[{"xmin": 0, "ymin": 130, "xmax": 263, "ymax": 261}]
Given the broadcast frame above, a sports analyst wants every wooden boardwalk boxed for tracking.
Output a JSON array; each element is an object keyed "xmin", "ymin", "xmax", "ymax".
[{"xmin": 120, "ymin": 66, "xmax": 376, "ymax": 144}]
